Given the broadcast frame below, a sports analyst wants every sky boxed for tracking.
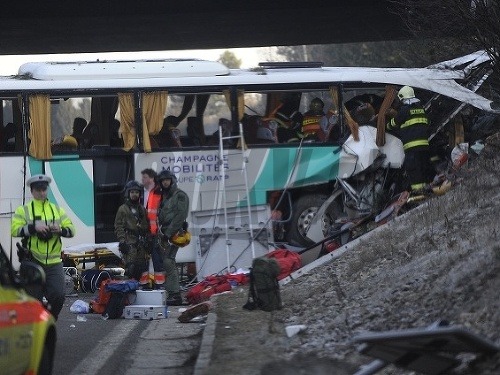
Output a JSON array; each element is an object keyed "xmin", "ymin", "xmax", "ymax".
[{"xmin": 0, "ymin": 47, "xmax": 275, "ymax": 76}]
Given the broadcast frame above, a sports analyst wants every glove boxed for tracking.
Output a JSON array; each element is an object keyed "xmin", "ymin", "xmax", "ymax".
[
  {"xmin": 118, "ymin": 242, "xmax": 130, "ymax": 255},
  {"xmin": 16, "ymin": 243, "xmax": 32, "ymax": 262}
]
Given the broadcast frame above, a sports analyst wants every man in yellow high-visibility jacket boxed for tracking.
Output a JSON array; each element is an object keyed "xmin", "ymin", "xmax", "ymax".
[{"xmin": 11, "ymin": 174, "xmax": 75, "ymax": 319}]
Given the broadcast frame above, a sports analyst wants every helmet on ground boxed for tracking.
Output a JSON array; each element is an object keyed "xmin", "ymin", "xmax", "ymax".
[
  {"xmin": 309, "ymin": 98, "xmax": 324, "ymax": 113},
  {"xmin": 157, "ymin": 169, "xmax": 177, "ymax": 182},
  {"xmin": 398, "ymin": 86, "xmax": 415, "ymax": 100},
  {"xmin": 170, "ymin": 230, "xmax": 191, "ymax": 247},
  {"xmin": 124, "ymin": 180, "xmax": 142, "ymax": 197}
]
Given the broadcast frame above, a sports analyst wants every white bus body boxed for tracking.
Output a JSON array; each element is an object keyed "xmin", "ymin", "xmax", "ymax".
[{"xmin": 0, "ymin": 52, "xmax": 497, "ymax": 276}]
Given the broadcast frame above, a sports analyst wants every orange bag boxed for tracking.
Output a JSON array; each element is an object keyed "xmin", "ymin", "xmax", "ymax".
[
  {"xmin": 266, "ymin": 248, "xmax": 302, "ymax": 280},
  {"xmin": 185, "ymin": 275, "xmax": 232, "ymax": 305}
]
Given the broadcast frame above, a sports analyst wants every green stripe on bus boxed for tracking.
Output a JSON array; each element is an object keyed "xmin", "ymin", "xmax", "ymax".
[{"xmin": 50, "ymin": 161, "xmax": 94, "ymax": 226}]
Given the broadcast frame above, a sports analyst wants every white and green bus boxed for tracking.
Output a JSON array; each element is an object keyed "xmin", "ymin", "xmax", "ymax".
[{"xmin": 0, "ymin": 52, "xmax": 497, "ymax": 276}]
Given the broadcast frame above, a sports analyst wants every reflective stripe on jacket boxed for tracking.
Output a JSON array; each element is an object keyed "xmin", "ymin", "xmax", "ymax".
[
  {"xmin": 301, "ymin": 114, "xmax": 322, "ymax": 137},
  {"xmin": 11, "ymin": 199, "xmax": 75, "ymax": 265},
  {"xmin": 386, "ymin": 103, "xmax": 429, "ymax": 151}
]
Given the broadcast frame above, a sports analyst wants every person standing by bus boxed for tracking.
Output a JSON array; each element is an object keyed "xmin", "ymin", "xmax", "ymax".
[
  {"xmin": 156, "ymin": 169, "xmax": 189, "ymax": 305},
  {"xmin": 115, "ymin": 180, "xmax": 150, "ymax": 286},
  {"xmin": 141, "ymin": 168, "xmax": 165, "ymax": 288},
  {"xmin": 386, "ymin": 86, "xmax": 434, "ymax": 193},
  {"xmin": 11, "ymin": 174, "xmax": 76, "ymax": 320}
]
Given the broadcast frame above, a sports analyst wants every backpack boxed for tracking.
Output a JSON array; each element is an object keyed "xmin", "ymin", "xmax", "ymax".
[
  {"xmin": 243, "ymin": 257, "xmax": 282, "ymax": 312},
  {"xmin": 103, "ymin": 291, "xmax": 128, "ymax": 320},
  {"xmin": 90, "ymin": 279, "xmax": 138, "ymax": 317}
]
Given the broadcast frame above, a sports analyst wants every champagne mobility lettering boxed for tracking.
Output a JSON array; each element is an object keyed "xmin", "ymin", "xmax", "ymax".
[{"xmin": 160, "ymin": 153, "xmax": 229, "ymax": 183}]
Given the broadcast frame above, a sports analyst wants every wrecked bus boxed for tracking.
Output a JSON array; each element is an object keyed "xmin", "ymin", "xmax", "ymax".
[{"xmin": 0, "ymin": 51, "xmax": 498, "ymax": 276}]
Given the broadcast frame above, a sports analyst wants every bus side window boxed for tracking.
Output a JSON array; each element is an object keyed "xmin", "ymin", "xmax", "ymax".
[
  {"xmin": 80, "ymin": 122, "xmax": 99, "ymax": 149},
  {"xmin": 153, "ymin": 119, "xmax": 182, "ymax": 148},
  {"xmin": 1, "ymin": 122, "xmax": 16, "ymax": 152},
  {"xmin": 206, "ymin": 118, "xmax": 235, "ymax": 147},
  {"xmin": 186, "ymin": 117, "xmax": 206, "ymax": 146},
  {"xmin": 240, "ymin": 115, "xmax": 260, "ymax": 145}
]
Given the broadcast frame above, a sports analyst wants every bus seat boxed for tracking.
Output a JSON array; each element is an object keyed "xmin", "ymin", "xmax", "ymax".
[
  {"xmin": 170, "ymin": 128, "xmax": 182, "ymax": 147},
  {"xmin": 256, "ymin": 118, "xmax": 278, "ymax": 143},
  {"xmin": 80, "ymin": 121, "xmax": 99, "ymax": 149},
  {"xmin": 149, "ymin": 136, "xmax": 160, "ymax": 149},
  {"xmin": 155, "ymin": 126, "xmax": 182, "ymax": 148},
  {"xmin": 240, "ymin": 115, "xmax": 259, "ymax": 145},
  {"xmin": 256, "ymin": 126, "xmax": 278, "ymax": 143}
]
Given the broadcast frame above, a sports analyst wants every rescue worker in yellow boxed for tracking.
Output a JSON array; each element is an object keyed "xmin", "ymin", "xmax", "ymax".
[
  {"xmin": 156, "ymin": 169, "xmax": 189, "ymax": 305},
  {"xmin": 11, "ymin": 174, "xmax": 75, "ymax": 320},
  {"xmin": 386, "ymin": 86, "xmax": 433, "ymax": 193},
  {"xmin": 114, "ymin": 180, "xmax": 150, "ymax": 286}
]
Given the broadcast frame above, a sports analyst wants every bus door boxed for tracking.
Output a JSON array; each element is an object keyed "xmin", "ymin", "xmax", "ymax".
[
  {"xmin": 92, "ymin": 152, "xmax": 134, "ymax": 243},
  {"xmin": 44, "ymin": 152, "xmax": 133, "ymax": 245}
]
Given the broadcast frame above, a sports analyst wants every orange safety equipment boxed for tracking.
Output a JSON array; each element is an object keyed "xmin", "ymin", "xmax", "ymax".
[
  {"xmin": 301, "ymin": 114, "xmax": 323, "ymax": 138},
  {"xmin": 146, "ymin": 189, "xmax": 162, "ymax": 234}
]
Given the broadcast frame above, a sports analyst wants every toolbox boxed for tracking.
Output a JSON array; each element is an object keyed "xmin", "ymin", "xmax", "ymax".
[
  {"xmin": 133, "ymin": 290, "xmax": 166, "ymax": 306},
  {"xmin": 123, "ymin": 305, "xmax": 167, "ymax": 320}
]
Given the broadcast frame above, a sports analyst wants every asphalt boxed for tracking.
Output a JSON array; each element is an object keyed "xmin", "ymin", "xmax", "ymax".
[{"xmin": 119, "ymin": 304, "xmax": 216, "ymax": 375}]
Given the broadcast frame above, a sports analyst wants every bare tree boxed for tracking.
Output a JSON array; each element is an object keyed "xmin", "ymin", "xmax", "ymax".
[
  {"xmin": 277, "ymin": 40, "xmax": 474, "ymax": 68},
  {"xmin": 391, "ymin": 0, "xmax": 500, "ymax": 77}
]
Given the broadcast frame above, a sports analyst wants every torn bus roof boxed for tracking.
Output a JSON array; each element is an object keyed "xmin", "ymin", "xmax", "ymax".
[{"xmin": 1, "ymin": 50, "xmax": 498, "ymax": 113}]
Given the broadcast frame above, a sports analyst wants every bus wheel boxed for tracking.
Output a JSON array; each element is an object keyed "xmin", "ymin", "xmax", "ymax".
[{"xmin": 286, "ymin": 194, "xmax": 338, "ymax": 247}]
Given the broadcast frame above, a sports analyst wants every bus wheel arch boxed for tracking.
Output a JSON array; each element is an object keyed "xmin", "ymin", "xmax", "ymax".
[{"xmin": 285, "ymin": 193, "xmax": 341, "ymax": 247}]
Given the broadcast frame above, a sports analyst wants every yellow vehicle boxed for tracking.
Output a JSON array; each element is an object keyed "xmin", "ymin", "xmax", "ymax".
[{"xmin": 0, "ymin": 244, "xmax": 56, "ymax": 375}]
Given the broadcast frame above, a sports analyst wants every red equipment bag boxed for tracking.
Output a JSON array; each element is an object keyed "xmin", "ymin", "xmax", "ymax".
[
  {"xmin": 89, "ymin": 279, "xmax": 137, "ymax": 314},
  {"xmin": 185, "ymin": 274, "xmax": 232, "ymax": 305},
  {"xmin": 266, "ymin": 248, "xmax": 302, "ymax": 280},
  {"xmin": 90, "ymin": 278, "xmax": 114, "ymax": 314}
]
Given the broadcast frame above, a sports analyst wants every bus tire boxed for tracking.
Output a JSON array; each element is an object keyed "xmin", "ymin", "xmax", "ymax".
[{"xmin": 286, "ymin": 194, "xmax": 340, "ymax": 247}]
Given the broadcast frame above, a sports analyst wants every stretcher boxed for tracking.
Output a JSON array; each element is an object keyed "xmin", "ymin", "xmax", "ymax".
[
  {"xmin": 62, "ymin": 242, "xmax": 123, "ymax": 269},
  {"xmin": 62, "ymin": 243, "xmax": 125, "ymax": 293}
]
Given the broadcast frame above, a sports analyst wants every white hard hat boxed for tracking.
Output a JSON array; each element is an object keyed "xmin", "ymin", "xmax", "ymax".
[
  {"xmin": 26, "ymin": 174, "xmax": 52, "ymax": 187},
  {"xmin": 398, "ymin": 86, "xmax": 415, "ymax": 100}
]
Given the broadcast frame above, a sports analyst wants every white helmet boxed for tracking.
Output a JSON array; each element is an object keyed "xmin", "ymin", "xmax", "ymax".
[
  {"xmin": 398, "ymin": 86, "xmax": 415, "ymax": 100},
  {"xmin": 26, "ymin": 174, "xmax": 52, "ymax": 187}
]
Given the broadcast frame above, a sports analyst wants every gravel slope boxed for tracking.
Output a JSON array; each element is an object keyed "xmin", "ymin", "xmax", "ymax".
[{"xmin": 205, "ymin": 132, "xmax": 500, "ymax": 375}]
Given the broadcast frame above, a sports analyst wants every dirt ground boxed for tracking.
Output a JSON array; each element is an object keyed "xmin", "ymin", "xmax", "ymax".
[{"xmin": 202, "ymin": 132, "xmax": 500, "ymax": 375}]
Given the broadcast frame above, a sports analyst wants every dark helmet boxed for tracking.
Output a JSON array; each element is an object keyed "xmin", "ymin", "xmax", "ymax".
[
  {"xmin": 124, "ymin": 180, "xmax": 142, "ymax": 198},
  {"xmin": 157, "ymin": 169, "xmax": 177, "ymax": 183},
  {"xmin": 309, "ymin": 98, "xmax": 324, "ymax": 113}
]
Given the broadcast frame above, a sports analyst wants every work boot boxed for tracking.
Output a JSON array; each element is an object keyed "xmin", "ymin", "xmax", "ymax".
[{"xmin": 166, "ymin": 292, "xmax": 183, "ymax": 306}]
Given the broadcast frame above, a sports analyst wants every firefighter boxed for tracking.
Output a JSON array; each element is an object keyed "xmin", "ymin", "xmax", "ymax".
[
  {"xmin": 386, "ymin": 86, "xmax": 434, "ymax": 193},
  {"xmin": 156, "ymin": 169, "xmax": 190, "ymax": 305},
  {"xmin": 114, "ymin": 180, "xmax": 150, "ymax": 286},
  {"xmin": 301, "ymin": 98, "xmax": 328, "ymax": 140},
  {"xmin": 11, "ymin": 174, "xmax": 76, "ymax": 320}
]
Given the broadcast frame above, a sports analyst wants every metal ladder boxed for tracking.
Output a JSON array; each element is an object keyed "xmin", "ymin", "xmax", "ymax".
[{"xmin": 217, "ymin": 122, "xmax": 257, "ymax": 273}]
